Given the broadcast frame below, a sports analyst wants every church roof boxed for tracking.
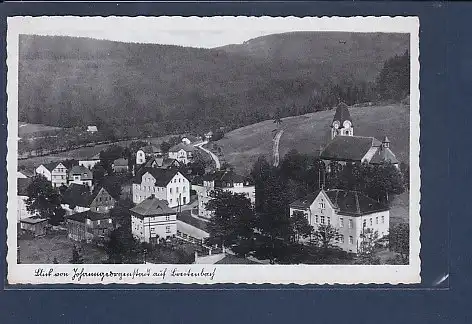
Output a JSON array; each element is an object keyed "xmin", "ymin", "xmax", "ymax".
[
  {"xmin": 130, "ymin": 195, "xmax": 176, "ymax": 217},
  {"xmin": 320, "ymin": 136, "xmax": 381, "ymax": 162},
  {"xmin": 369, "ymin": 147, "xmax": 399, "ymax": 165},
  {"xmin": 332, "ymin": 102, "xmax": 353, "ymax": 127}
]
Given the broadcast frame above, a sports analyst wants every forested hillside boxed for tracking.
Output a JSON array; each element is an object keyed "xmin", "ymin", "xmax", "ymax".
[{"xmin": 19, "ymin": 32, "xmax": 409, "ymax": 138}]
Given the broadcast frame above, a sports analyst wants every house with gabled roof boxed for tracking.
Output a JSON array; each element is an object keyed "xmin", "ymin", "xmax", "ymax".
[
  {"xmin": 61, "ymin": 184, "xmax": 116, "ymax": 215},
  {"xmin": 320, "ymin": 103, "xmax": 399, "ymax": 168},
  {"xmin": 289, "ymin": 189, "xmax": 390, "ymax": 253},
  {"xmin": 35, "ymin": 161, "xmax": 68, "ymax": 188},
  {"xmin": 168, "ymin": 143, "xmax": 196, "ymax": 165},
  {"xmin": 193, "ymin": 170, "xmax": 255, "ymax": 219},
  {"xmin": 132, "ymin": 168, "xmax": 190, "ymax": 208},
  {"xmin": 130, "ymin": 195, "xmax": 177, "ymax": 243},
  {"xmin": 136, "ymin": 144, "xmax": 162, "ymax": 165},
  {"xmin": 113, "ymin": 158, "xmax": 129, "ymax": 173},
  {"xmin": 68, "ymin": 165, "xmax": 93, "ymax": 187},
  {"xmin": 79, "ymin": 153, "xmax": 101, "ymax": 170}
]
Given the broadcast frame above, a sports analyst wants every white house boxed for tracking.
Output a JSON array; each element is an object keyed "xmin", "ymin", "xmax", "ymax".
[
  {"xmin": 320, "ymin": 102, "xmax": 399, "ymax": 168},
  {"xmin": 289, "ymin": 189, "xmax": 390, "ymax": 253},
  {"xmin": 17, "ymin": 171, "xmax": 28, "ymax": 179},
  {"xmin": 168, "ymin": 143, "xmax": 195, "ymax": 165},
  {"xmin": 132, "ymin": 168, "xmax": 190, "ymax": 208},
  {"xmin": 87, "ymin": 125, "xmax": 98, "ymax": 133},
  {"xmin": 193, "ymin": 170, "xmax": 255, "ymax": 219},
  {"xmin": 130, "ymin": 195, "xmax": 177, "ymax": 243},
  {"xmin": 79, "ymin": 154, "xmax": 101, "ymax": 169},
  {"xmin": 68, "ymin": 165, "xmax": 93, "ymax": 187},
  {"xmin": 136, "ymin": 144, "xmax": 162, "ymax": 165},
  {"xmin": 35, "ymin": 162, "xmax": 68, "ymax": 188},
  {"xmin": 181, "ymin": 137, "xmax": 191, "ymax": 145},
  {"xmin": 17, "ymin": 178, "xmax": 37, "ymax": 222}
]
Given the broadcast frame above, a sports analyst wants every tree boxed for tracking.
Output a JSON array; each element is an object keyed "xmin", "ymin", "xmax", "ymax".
[
  {"xmin": 355, "ymin": 228, "xmax": 381, "ymax": 264},
  {"xmin": 92, "ymin": 163, "xmax": 106, "ymax": 185},
  {"xmin": 160, "ymin": 141, "xmax": 172, "ymax": 153},
  {"xmin": 205, "ymin": 190, "xmax": 255, "ymax": 257},
  {"xmin": 388, "ymin": 223, "xmax": 409, "ymax": 264},
  {"xmin": 53, "ymin": 257, "xmax": 59, "ymax": 264},
  {"xmin": 250, "ymin": 156, "xmax": 272, "ymax": 212},
  {"xmin": 26, "ymin": 175, "xmax": 65, "ymax": 225},
  {"xmin": 70, "ymin": 245, "xmax": 84, "ymax": 264},
  {"xmin": 312, "ymin": 224, "xmax": 342, "ymax": 253},
  {"xmin": 376, "ymin": 50, "xmax": 410, "ymax": 101},
  {"xmin": 105, "ymin": 226, "xmax": 143, "ymax": 264},
  {"xmin": 291, "ymin": 211, "xmax": 313, "ymax": 243}
]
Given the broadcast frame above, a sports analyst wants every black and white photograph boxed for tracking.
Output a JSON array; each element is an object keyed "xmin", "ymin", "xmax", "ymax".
[{"xmin": 6, "ymin": 16, "xmax": 420, "ymax": 284}]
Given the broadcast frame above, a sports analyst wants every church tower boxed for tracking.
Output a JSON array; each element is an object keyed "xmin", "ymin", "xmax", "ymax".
[{"xmin": 331, "ymin": 102, "xmax": 354, "ymax": 140}]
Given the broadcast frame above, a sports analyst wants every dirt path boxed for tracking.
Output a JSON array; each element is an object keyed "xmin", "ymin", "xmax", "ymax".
[
  {"xmin": 194, "ymin": 141, "xmax": 221, "ymax": 170},
  {"xmin": 272, "ymin": 129, "xmax": 285, "ymax": 167}
]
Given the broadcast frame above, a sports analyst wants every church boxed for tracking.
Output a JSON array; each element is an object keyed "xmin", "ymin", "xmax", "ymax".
[{"xmin": 319, "ymin": 103, "xmax": 399, "ymax": 167}]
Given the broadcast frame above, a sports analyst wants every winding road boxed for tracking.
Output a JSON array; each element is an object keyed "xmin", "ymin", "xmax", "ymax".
[
  {"xmin": 194, "ymin": 141, "xmax": 221, "ymax": 170},
  {"xmin": 272, "ymin": 129, "xmax": 285, "ymax": 167}
]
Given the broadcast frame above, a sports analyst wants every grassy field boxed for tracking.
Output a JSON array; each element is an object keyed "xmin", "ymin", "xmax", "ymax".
[
  {"xmin": 17, "ymin": 135, "xmax": 174, "ymax": 171},
  {"xmin": 18, "ymin": 122, "xmax": 62, "ymax": 137},
  {"xmin": 18, "ymin": 232, "xmax": 107, "ymax": 264},
  {"xmin": 216, "ymin": 103, "xmax": 409, "ymax": 175}
]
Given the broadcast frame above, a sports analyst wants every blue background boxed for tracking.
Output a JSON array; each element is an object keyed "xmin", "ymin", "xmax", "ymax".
[{"xmin": 0, "ymin": 1, "xmax": 469, "ymax": 323}]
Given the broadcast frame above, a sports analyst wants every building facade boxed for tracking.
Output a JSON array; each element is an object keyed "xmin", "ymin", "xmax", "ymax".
[
  {"xmin": 68, "ymin": 165, "xmax": 93, "ymax": 187},
  {"xmin": 20, "ymin": 217, "xmax": 48, "ymax": 236},
  {"xmin": 168, "ymin": 143, "xmax": 195, "ymax": 165},
  {"xmin": 130, "ymin": 195, "xmax": 177, "ymax": 243},
  {"xmin": 17, "ymin": 178, "xmax": 37, "ymax": 223},
  {"xmin": 194, "ymin": 170, "xmax": 255, "ymax": 219},
  {"xmin": 113, "ymin": 158, "xmax": 129, "ymax": 173},
  {"xmin": 79, "ymin": 154, "xmax": 101, "ymax": 170},
  {"xmin": 289, "ymin": 189, "xmax": 390, "ymax": 253},
  {"xmin": 136, "ymin": 144, "xmax": 162, "ymax": 165},
  {"xmin": 61, "ymin": 184, "xmax": 116, "ymax": 215},
  {"xmin": 132, "ymin": 168, "xmax": 190, "ymax": 208},
  {"xmin": 66, "ymin": 210, "xmax": 114, "ymax": 242},
  {"xmin": 35, "ymin": 162, "xmax": 68, "ymax": 188}
]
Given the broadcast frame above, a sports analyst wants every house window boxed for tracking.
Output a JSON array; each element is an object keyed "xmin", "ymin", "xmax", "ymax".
[
  {"xmin": 183, "ymin": 186, "xmax": 186, "ymax": 191},
  {"xmin": 370, "ymin": 218, "xmax": 373, "ymax": 226},
  {"xmin": 166, "ymin": 216, "xmax": 170, "ymax": 221},
  {"xmin": 150, "ymin": 227, "xmax": 155, "ymax": 233},
  {"xmin": 327, "ymin": 217, "xmax": 331, "ymax": 225},
  {"xmin": 319, "ymin": 201, "xmax": 325, "ymax": 209},
  {"xmin": 176, "ymin": 187, "xmax": 179, "ymax": 193},
  {"xmin": 339, "ymin": 235, "xmax": 345, "ymax": 243},
  {"xmin": 376, "ymin": 217, "xmax": 379, "ymax": 224},
  {"xmin": 170, "ymin": 188, "xmax": 173, "ymax": 194},
  {"xmin": 381, "ymin": 216, "xmax": 385, "ymax": 224},
  {"xmin": 166, "ymin": 226, "xmax": 171, "ymax": 233},
  {"xmin": 363, "ymin": 219, "xmax": 367, "ymax": 228},
  {"xmin": 183, "ymin": 197, "xmax": 187, "ymax": 204},
  {"xmin": 170, "ymin": 199, "xmax": 173, "ymax": 204},
  {"xmin": 315, "ymin": 215, "xmax": 319, "ymax": 223},
  {"xmin": 349, "ymin": 236, "xmax": 353, "ymax": 244},
  {"xmin": 348, "ymin": 219, "xmax": 353, "ymax": 229},
  {"xmin": 339, "ymin": 217, "xmax": 344, "ymax": 228},
  {"xmin": 320, "ymin": 216, "xmax": 325, "ymax": 225}
]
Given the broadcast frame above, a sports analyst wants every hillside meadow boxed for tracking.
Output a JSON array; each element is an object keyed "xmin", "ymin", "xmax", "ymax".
[{"xmin": 217, "ymin": 103, "xmax": 410, "ymax": 175}]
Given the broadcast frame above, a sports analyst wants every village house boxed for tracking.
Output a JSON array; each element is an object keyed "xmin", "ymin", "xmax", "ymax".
[
  {"xmin": 66, "ymin": 210, "xmax": 114, "ymax": 243},
  {"xmin": 193, "ymin": 170, "xmax": 255, "ymax": 219},
  {"xmin": 61, "ymin": 184, "xmax": 116, "ymax": 215},
  {"xmin": 68, "ymin": 165, "xmax": 93, "ymax": 187},
  {"xmin": 20, "ymin": 217, "xmax": 48, "ymax": 236},
  {"xmin": 79, "ymin": 153, "xmax": 101, "ymax": 170},
  {"xmin": 87, "ymin": 125, "xmax": 98, "ymax": 133},
  {"xmin": 35, "ymin": 162, "xmax": 68, "ymax": 188},
  {"xmin": 204, "ymin": 131, "xmax": 213, "ymax": 141},
  {"xmin": 141, "ymin": 156, "xmax": 181, "ymax": 170},
  {"xmin": 113, "ymin": 158, "xmax": 129, "ymax": 173},
  {"xmin": 130, "ymin": 195, "xmax": 177, "ymax": 243},
  {"xmin": 17, "ymin": 178, "xmax": 37, "ymax": 222},
  {"xmin": 289, "ymin": 189, "xmax": 390, "ymax": 253},
  {"xmin": 136, "ymin": 144, "xmax": 162, "ymax": 165},
  {"xmin": 168, "ymin": 143, "xmax": 196, "ymax": 165},
  {"xmin": 320, "ymin": 103, "xmax": 399, "ymax": 169},
  {"xmin": 132, "ymin": 168, "xmax": 190, "ymax": 208},
  {"xmin": 18, "ymin": 168, "xmax": 34, "ymax": 178}
]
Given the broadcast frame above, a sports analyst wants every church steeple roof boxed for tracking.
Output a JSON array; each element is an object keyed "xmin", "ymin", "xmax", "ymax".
[{"xmin": 332, "ymin": 102, "xmax": 353, "ymax": 127}]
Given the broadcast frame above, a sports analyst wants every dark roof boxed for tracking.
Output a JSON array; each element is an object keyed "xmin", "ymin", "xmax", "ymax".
[
  {"xmin": 369, "ymin": 147, "xmax": 399, "ymax": 165},
  {"xmin": 132, "ymin": 168, "xmax": 183, "ymax": 186},
  {"xmin": 325, "ymin": 189, "xmax": 389, "ymax": 216},
  {"xmin": 43, "ymin": 161, "xmax": 61, "ymax": 172},
  {"xmin": 61, "ymin": 159, "xmax": 79, "ymax": 169},
  {"xmin": 332, "ymin": 102, "xmax": 353, "ymax": 127},
  {"xmin": 289, "ymin": 191, "xmax": 321, "ymax": 209},
  {"xmin": 18, "ymin": 168, "xmax": 35, "ymax": 177},
  {"xmin": 18, "ymin": 178, "xmax": 32, "ymax": 196},
  {"xmin": 215, "ymin": 255, "xmax": 258, "ymax": 264},
  {"xmin": 67, "ymin": 210, "xmax": 111, "ymax": 223},
  {"xmin": 177, "ymin": 210, "xmax": 207, "ymax": 232},
  {"xmin": 20, "ymin": 217, "xmax": 48, "ymax": 224},
  {"xmin": 168, "ymin": 143, "xmax": 195, "ymax": 153},
  {"xmin": 144, "ymin": 156, "xmax": 180, "ymax": 169},
  {"xmin": 202, "ymin": 170, "xmax": 246, "ymax": 184},
  {"xmin": 140, "ymin": 145, "xmax": 162, "ymax": 154},
  {"xmin": 68, "ymin": 165, "xmax": 93, "ymax": 180},
  {"xmin": 62, "ymin": 184, "xmax": 93, "ymax": 207},
  {"xmin": 320, "ymin": 136, "xmax": 381, "ymax": 162},
  {"xmin": 130, "ymin": 196, "xmax": 176, "ymax": 216},
  {"xmin": 113, "ymin": 158, "xmax": 129, "ymax": 166}
]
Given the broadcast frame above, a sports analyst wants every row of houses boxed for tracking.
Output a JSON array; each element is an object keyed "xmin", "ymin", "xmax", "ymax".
[{"xmin": 136, "ymin": 142, "xmax": 196, "ymax": 166}]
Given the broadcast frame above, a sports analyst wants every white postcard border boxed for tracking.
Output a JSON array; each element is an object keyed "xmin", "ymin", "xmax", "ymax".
[{"xmin": 6, "ymin": 16, "xmax": 421, "ymax": 285}]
